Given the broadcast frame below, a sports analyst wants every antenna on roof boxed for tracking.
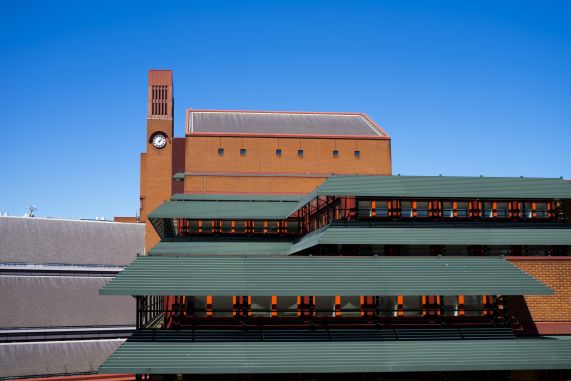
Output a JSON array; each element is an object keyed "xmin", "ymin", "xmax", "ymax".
[{"xmin": 24, "ymin": 205, "xmax": 37, "ymax": 218}]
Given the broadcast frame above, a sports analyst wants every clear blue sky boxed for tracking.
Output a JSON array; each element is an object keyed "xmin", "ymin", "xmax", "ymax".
[{"xmin": 1, "ymin": 1, "xmax": 570, "ymax": 219}]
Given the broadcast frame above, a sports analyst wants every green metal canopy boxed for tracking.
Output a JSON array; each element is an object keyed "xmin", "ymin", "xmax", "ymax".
[
  {"xmin": 99, "ymin": 256, "xmax": 551, "ymax": 296},
  {"xmin": 99, "ymin": 337, "xmax": 571, "ymax": 374},
  {"xmin": 288, "ymin": 226, "xmax": 571, "ymax": 254},
  {"xmin": 148, "ymin": 241, "xmax": 292, "ymax": 256},
  {"xmin": 292, "ymin": 175, "xmax": 571, "ymax": 213},
  {"xmin": 149, "ymin": 200, "xmax": 298, "ymax": 220}
]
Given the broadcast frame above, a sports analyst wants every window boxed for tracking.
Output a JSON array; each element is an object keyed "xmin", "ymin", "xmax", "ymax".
[
  {"xmin": 339, "ymin": 296, "xmax": 361, "ymax": 317},
  {"xmin": 536, "ymin": 203, "xmax": 548, "ymax": 218},
  {"xmin": 375, "ymin": 201, "xmax": 389, "ymax": 217},
  {"xmin": 250, "ymin": 296, "xmax": 271, "ymax": 317},
  {"xmin": 401, "ymin": 201, "xmax": 413, "ymax": 217},
  {"xmin": 240, "ymin": 148, "xmax": 246, "ymax": 156},
  {"xmin": 443, "ymin": 202, "xmax": 453, "ymax": 217},
  {"xmin": 416, "ymin": 201, "xmax": 429, "ymax": 217},
  {"xmin": 218, "ymin": 148, "xmax": 224, "ymax": 156},
  {"xmin": 457, "ymin": 201, "xmax": 468, "ymax": 218},
  {"xmin": 378, "ymin": 296, "xmax": 398, "ymax": 317},
  {"xmin": 277, "ymin": 296, "xmax": 297, "ymax": 317},
  {"xmin": 357, "ymin": 200, "xmax": 372, "ymax": 217},
  {"xmin": 484, "ymin": 202, "xmax": 494, "ymax": 218},
  {"xmin": 315, "ymin": 296, "xmax": 335, "ymax": 317},
  {"xmin": 354, "ymin": 150, "xmax": 361, "ymax": 158},
  {"xmin": 332, "ymin": 150, "xmax": 339, "ymax": 158},
  {"xmin": 212, "ymin": 296, "xmax": 233, "ymax": 317},
  {"xmin": 496, "ymin": 202, "xmax": 509, "ymax": 218},
  {"xmin": 275, "ymin": 148, "xmax": 282, "ymax": 157},
  {"xmin": 297, "ymin": 149, "xmax": 304, "ymax": 157}
]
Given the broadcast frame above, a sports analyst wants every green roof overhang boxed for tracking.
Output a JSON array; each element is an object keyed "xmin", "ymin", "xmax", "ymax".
[
  {"xmin": 149, "ymin": 200, "xmax": 299, "ymax": 220},
  {"xmin": 99, "ymin": 256, "xmax": 552, "ymax": 296},
  {"xmin": 288, "ymin": 226, "xmax": 571, "ymax": 254},
  {"xmin": 147, "ymin": 241, "xmax": 292, "ymax": 256},
  {"xmin": 290, "ymin": 175, "xmax": 571, "ymax": 215},
  {"xmin": 99, "ymin": 337, "xmax": 571, "ymax": 374}
]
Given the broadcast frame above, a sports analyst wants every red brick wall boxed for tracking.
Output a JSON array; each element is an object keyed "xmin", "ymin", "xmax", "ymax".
[{"xmin": 508, "ymin": 257, "xmax": 571, "ymax": 322}]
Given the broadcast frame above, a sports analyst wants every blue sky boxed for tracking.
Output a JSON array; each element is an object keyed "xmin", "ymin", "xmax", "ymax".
[{"xmin": 0, "ymin": 0, "xmax": 570, "ymax": 219}]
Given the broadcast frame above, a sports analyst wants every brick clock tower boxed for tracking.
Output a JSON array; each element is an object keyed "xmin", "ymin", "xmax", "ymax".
[{"xmin": 140, "ymin": 70, "xmax": 174, "ymax": 249}]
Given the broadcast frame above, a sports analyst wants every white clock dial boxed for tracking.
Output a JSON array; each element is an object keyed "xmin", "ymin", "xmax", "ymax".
[{"xmin": 152, "ymin": 133, "xmax": 167, "ymax": 149}]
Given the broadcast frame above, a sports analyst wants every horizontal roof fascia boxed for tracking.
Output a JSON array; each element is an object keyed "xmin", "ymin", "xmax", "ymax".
[{"xmin": 99, "ymin": 256, "xmax": 551, "ymax": 296}]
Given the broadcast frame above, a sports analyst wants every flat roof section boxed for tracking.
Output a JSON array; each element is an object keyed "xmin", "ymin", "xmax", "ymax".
[
  {"xmin": 99, "ymin": 337, "xmax": 571, "ymax": 374},
  {"xmin": 99, "ymin": 256, "xmax": 551, "ymax": 296},
  {"xmin": 186, "ymin": 110, "xmax": 388, "ymax": 138}
]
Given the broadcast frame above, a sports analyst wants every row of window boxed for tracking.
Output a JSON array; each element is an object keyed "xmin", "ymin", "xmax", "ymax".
[
  {"xmin": 356, "ymin": 200, "xmax": 554, "ymax": 219},
  {"xmin": 169, "ymin": 295, "xmax": 497, "ymax": 319},
  {"xmin": 218, "ymin": 148, "xmax": 362, "ymax": 158},
  {"xmin": 173, "ymin": 218, "xmax": 299, "ymax": 235}
]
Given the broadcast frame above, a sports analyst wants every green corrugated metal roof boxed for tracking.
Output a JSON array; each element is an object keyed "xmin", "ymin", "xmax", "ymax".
[
  {"xmin": 288, "ymin": 227, "xmax": 571, "ymax": 254},
  {"xmin": 149, "ymin": 199, "xmax": 298, "ymax": 219},
  {"xmin": 99, "ymin": 338, "xmax": 571, "ymax": 374},
  {"xmin": 99, "ymin": 256, "xmax": 551, "ymax": 296},
  {"xmin": 291, "ymin": 175, "xmax": 571, "ymax": 213},
  {"xmin": 147, "ymin": 241, "xmax": 292, "ymax": 256},
  {"xmin": 171, "ymin": 193, "xmax": 303, "ymax": 202}
]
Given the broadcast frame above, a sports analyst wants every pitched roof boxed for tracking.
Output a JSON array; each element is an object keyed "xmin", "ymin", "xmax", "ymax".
[{"xmin": 186, "ymin": 110, "xmax": 388, "ymax": 138}]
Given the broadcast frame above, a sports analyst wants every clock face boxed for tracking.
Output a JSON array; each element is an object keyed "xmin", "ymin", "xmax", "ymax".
[{"xmin": 151, "ymin": 133, "xmax": 167, "ymax": 149}]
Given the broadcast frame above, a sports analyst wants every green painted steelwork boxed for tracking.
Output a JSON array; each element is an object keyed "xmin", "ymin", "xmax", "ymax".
[
  {"xmin": 288, "ymin": 227, "xmax": 571, "ymax": 254},
  {"xmin": 99, "ymin": 256, "xmax": 551, "ymax": 296},
  {"xmin": 99, "ymin": 337, "xmax": 571, "ymax": 374}
]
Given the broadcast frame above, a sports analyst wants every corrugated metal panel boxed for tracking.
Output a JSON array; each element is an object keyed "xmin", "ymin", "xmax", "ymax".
[
  {"xmin": 290, "ymin": 175, "xmax": 571, "ymax": 212},
  {"xmin": 99, "ymin": 256, "xmax": 551, "ymax": 296},
  {"xmin": 147, "ymin": 241, "xmax": 292, "ymax": 256},
  {"xmin": 1, "ymin": 339, "xmax": 125, "ymax": 378},
  {"xmin": 288, "ymin": 227, "xmax": 571, "ymax": 253},
  {"xmin": 99, "ymin": 338, "xmax": 571, "ymax": 373},
  {"xmin": 171, "ymin": 193, "xmax": 303, "ymax": 202},
  {"xmin": 188, "ymin": 111, "xmax": 385, "ymax": 137},
  {"xmin": 0, "ymin": 276, "xmax": 134, "ymax": 327},
  {"xmin": 0, "ymin": 217, "xmax": 144, "ymax": 266},
  {"xmin": 149, "ymin": 200, "xmax": 298, "ymax": 219}
]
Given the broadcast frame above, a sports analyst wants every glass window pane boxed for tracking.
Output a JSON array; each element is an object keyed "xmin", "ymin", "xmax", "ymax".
[
  {"xmin": 340, "ymin": 296, "xmax": 360, "ymax": 317},
  {"xmin": 187, "ymin": 296, "xmax": 207, "ymax": 317},
  {"xmin": 277, "ymin": 296, "xmax": 297, "ymax": 317},
  {"xmin": 443, "ymin": 296, "xmax": 458, "ymax": 316},
  {"xmin": 251, "ymin": 296, "xmax": 271, "ymax": 317},
  {"xmin": 378, "ymin": 296, "xmax": 398, "ymax": 317},
  {"xmin": 443, "ymin": 202, "xmax": 453, "ymax": 217},
  {"xmin": 416, "ymin": 202, "xmax": 428, "ymax": 217},
  {"xmin": 403, "ymin": 296, "xmax": 422, "ymax": 316},
  {"xmin": 212, "ymin": 296, "xmax": 233, "ymax": 317},
  {"xmin": 464, "ymin": 295, "xmax": 483, "ymax": 317},
  {"xmin": 401, "ymin": 201, "xmax": 413, "ymax": 217},
  {"xmin": 315, "ymin": 296, "xmax": 335, "ymax": 317}
]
